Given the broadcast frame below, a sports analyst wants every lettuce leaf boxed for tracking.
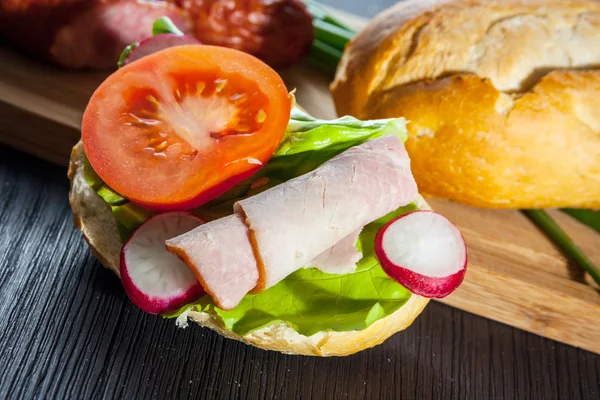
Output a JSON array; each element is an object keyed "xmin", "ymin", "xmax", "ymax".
[
  {"xmin": 278, "ymin": 107, "xmax": 406, "ymax": 156},
  {"xmin": 83, "ymin": 106, "xmax": 415, "ymax": 335},
  {"xmin": 151, "ymin": 16, "xmax": 185, "ymax": 36}
]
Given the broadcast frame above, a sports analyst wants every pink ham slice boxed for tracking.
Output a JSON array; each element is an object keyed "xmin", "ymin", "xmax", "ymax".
[
  {"xmin": 236, "ymin": 135, "xmax": 417, "ymax": 291},
  {"xmin": 166, "ymin": 135, "xmax": 418, "ymax": 309},
  {"xmin": 166, "ymin": 214, "xmax": 258, "ymax": 310},
  {"xmin": 310, "ymin": 229, "xmax": 363, "ymax": 274}
]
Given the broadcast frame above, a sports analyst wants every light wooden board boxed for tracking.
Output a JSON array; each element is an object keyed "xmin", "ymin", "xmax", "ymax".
[{"xmin": 1, "ymin": 10, "xmax": 599, "ymax": 354}]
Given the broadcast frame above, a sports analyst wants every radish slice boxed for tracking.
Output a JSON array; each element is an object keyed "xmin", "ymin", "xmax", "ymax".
[
  {"xmin": 374, "ymin": 210, "xmax": 467, "ymax": 298},
  {"xmin": 120, "ymin": 211, "xmax": 205, "ymax": 314},
  {"xmin": 123, "ymin": 33, "xmax": 200, "ymax": 66}
]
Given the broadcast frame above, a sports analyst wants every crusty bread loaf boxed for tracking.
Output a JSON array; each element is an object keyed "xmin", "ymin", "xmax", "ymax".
[
  {"xmin": 331, "ymin": 0, "xmax": 600, "ymax": 209},
  {"xmin": 68, "ymin": 141, "xmax": 430, "ymax": 356}
]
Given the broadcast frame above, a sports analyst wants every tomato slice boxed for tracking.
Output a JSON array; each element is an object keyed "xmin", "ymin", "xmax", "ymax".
[{"xmin": 82, "ymin": 45, "xmax": 291, "ymax": 211}]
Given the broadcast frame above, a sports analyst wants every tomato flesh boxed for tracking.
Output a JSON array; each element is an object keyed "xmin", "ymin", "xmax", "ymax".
[{"xmin": 82, "ymin": 45, "xmax": 291, "ymax": 210}]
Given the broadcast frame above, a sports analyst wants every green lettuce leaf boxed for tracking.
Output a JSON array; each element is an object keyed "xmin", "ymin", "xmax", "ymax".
[
  {"xmin": 83, "ymin": 105, "xmax": 414, "ymax": 335},
  {"xmin": 164, "ymin": 204, "xmax": 417, "ymax": 336},
  {"xmin": 151, "ymin": 16, "xmax": 185, "ymax": 36},
  {"xmin": 278, "ymin": 107, "xmax": 407, "ymax": 156}
]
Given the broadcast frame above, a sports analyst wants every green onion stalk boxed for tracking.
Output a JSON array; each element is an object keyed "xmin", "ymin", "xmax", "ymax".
[
  {"xmin": 305, "ymin": 1, "xmax": 600, "ymax": 284},
  {"xmin": 304, "ymin": 1, "xmax": 355, "ymax": 75},
  {"xmin": 524, "ymin": 210, "xmax": 600, "ymax": 287}
]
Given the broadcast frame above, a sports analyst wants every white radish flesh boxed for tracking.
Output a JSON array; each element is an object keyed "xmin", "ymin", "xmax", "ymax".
[
  {"xmin": 120, "ymin": 211, "xmax": 205, "ymax": 314},
  {"xmin": 374, "ymin": 210, "xmax": 467, "ymax": 298},
  {"xmin": 123, "ymin": 33, "xmax": 200, "ymax": 66}
]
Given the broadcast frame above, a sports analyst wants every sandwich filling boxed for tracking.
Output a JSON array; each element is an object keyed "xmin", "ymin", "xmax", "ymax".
[
  {"xmin": 166, "ymin": 135, "xmax": 418, "ymax": 310},
  {"xmin": 84, "ymin": 107, "xmax": 422, "ymax": 336}
]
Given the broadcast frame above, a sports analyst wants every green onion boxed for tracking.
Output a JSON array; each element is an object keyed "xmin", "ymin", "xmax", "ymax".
[
  {"xmin": 523, "ymin": 210, "xmax": 600, "ymax": 286},
  {"xmin": 308, "ymin": 39, "xmax": 344, "ymax": 75},
  {"xmin": 313, "ymin": 19, "xmax": 354, "ymax": 52},
  {"xmin": 305, "ymin": 1, "xmax": 355, "ymax": 32},
  {"xmin": 306, "ymin": 1, "xmax": 356, "ymax": 73},
  {"xmin": 562, "ymin": 209, "xmax": 600, "ymax": 234}
]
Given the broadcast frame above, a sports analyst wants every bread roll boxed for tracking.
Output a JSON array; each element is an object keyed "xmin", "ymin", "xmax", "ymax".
[
  {"xmin": 331, "ymin": 0, "xmax": 600, "ymax": 208},
  {"xmin": 68, "ymin": 141, "xmax": 430, "ymax": 356}
]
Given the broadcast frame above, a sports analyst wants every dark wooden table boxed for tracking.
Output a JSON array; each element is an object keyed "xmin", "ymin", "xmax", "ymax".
[
  {"xmin": 2, "ymin": 142, "xmax": 600, "ymax": 400},
  {"xmin": 1, "ymin": 1, "xmax": 600, "ymax": 398}
]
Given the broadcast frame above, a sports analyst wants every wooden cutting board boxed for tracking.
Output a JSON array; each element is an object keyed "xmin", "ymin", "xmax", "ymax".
[{"xmin": 1, "ymin": 9, "xmax": 599, "ymax": 355}]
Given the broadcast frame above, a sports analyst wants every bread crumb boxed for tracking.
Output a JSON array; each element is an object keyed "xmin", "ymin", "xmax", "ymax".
[
  {"xmin": 416, "ymin": 128, "xmax": 435, "ymax": 138},
  {"xmin": 176, "ymin": 309, "xmax": 191, "ymax": 328}
]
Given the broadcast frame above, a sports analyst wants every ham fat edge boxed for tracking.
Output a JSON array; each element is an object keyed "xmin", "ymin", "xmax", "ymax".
[{"xmin": 165, "ymin": 135, "xmax": 418, "ymax": 310}]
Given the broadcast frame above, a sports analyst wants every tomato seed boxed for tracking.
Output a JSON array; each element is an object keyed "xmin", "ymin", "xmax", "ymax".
[
  {"xmin": 147, "ymin": 95, "xmax": 160, "ymax": 107},
  {"xmin": 155, "ymin": 141, "xmax": 169, "ymax": 151},
  {"xmin": 230, "ymin": 93, "xmax": 246, "ymax": 103},
  {"xmin": 148, "ymin": 137, "xmax": 163, "ymax": 146},
  {"xmin": 215, "ymin": 79, "xmax": 227, "ymax": 93},
  {"xmin": 256, "ymin": 109, "xmax": 267, "ymax": 123},
  {"xmin": 237, "ymin": 124, "xmax": 250, "ymax": 132}
]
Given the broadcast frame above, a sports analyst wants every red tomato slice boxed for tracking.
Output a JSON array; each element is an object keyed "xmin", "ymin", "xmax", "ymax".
[{"xmin": 82, "ymin": 45, "xmax": 291, "ymax": 210}]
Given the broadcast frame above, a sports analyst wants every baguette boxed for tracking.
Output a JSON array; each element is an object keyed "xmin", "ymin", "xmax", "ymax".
[
  {"xmin": 68, "ymin": 141, "xmax": 430, "ymax": 356},
  {"xmin": 331, "ymin": 0, "xmax": 600, "ymax": 209}
]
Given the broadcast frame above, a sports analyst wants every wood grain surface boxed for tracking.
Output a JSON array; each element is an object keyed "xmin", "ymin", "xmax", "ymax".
[{"xmin": 1, "ymin": 146, "xmax": 599, "ymax": 399}]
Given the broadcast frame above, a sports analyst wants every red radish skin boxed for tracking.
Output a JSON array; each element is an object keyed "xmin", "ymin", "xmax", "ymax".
[
  {"xmin": 123, "ymin": 33, "xmax": 200, "ymax": 66},
  {"xmin": 120, "ymin": 211, "xmax": 205, "ymax": 314},
  {"xmin": 374, "ymin": 210, "xmax": 468, "ymax": 298}
]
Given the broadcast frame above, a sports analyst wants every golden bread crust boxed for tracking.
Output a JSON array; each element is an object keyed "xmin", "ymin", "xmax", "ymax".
[
  {"xmin": 68, "ymin": 141, "xmax": 430, "ymax": 356},
  {"xmin": 372, "ymin": 72, "xmax": 600, "ymax": 208},
  {"xmin": 331, "ymin": 0, "xmax": 600, "ymax": 208}
]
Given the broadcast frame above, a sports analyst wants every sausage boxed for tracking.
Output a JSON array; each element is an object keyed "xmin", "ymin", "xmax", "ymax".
[
  {"xmin": 0, "ymin": 0, "xmax": 191, "ymax": 69},
  {"xmin": 169, "ymin": 0, "xmax": 314, "ymax": 67}
]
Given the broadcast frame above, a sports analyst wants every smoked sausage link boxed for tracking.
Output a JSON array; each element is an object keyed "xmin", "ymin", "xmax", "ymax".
[
  {"xmin": 0, "ymin": 0, "xmax": 191, "ymax": 69},
  {"xmin": 170, "ymin": 0, "xmax": 314, "ymax": 67}
]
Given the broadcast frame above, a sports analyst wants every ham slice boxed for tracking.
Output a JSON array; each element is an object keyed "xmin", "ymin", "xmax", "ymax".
[
  {"xmin": 236, "ymin": 135, "xmax": 417, "ymax": 290},
  {"xmin": 310, "ymin": 229, "xmax": 363, "ymax": 274},
  {"xmin": 166, "ymin": 214, "xmax": 258, "ymax": 310},
  {"xmin": 166, "ymin": 135, "xmax": 418, "ymax": 309}
]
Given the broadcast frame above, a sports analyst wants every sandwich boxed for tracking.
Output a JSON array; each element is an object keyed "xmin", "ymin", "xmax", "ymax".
[{"xmin": 69, "ymin": 42, "xmax": 467, "ymax": 356}]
